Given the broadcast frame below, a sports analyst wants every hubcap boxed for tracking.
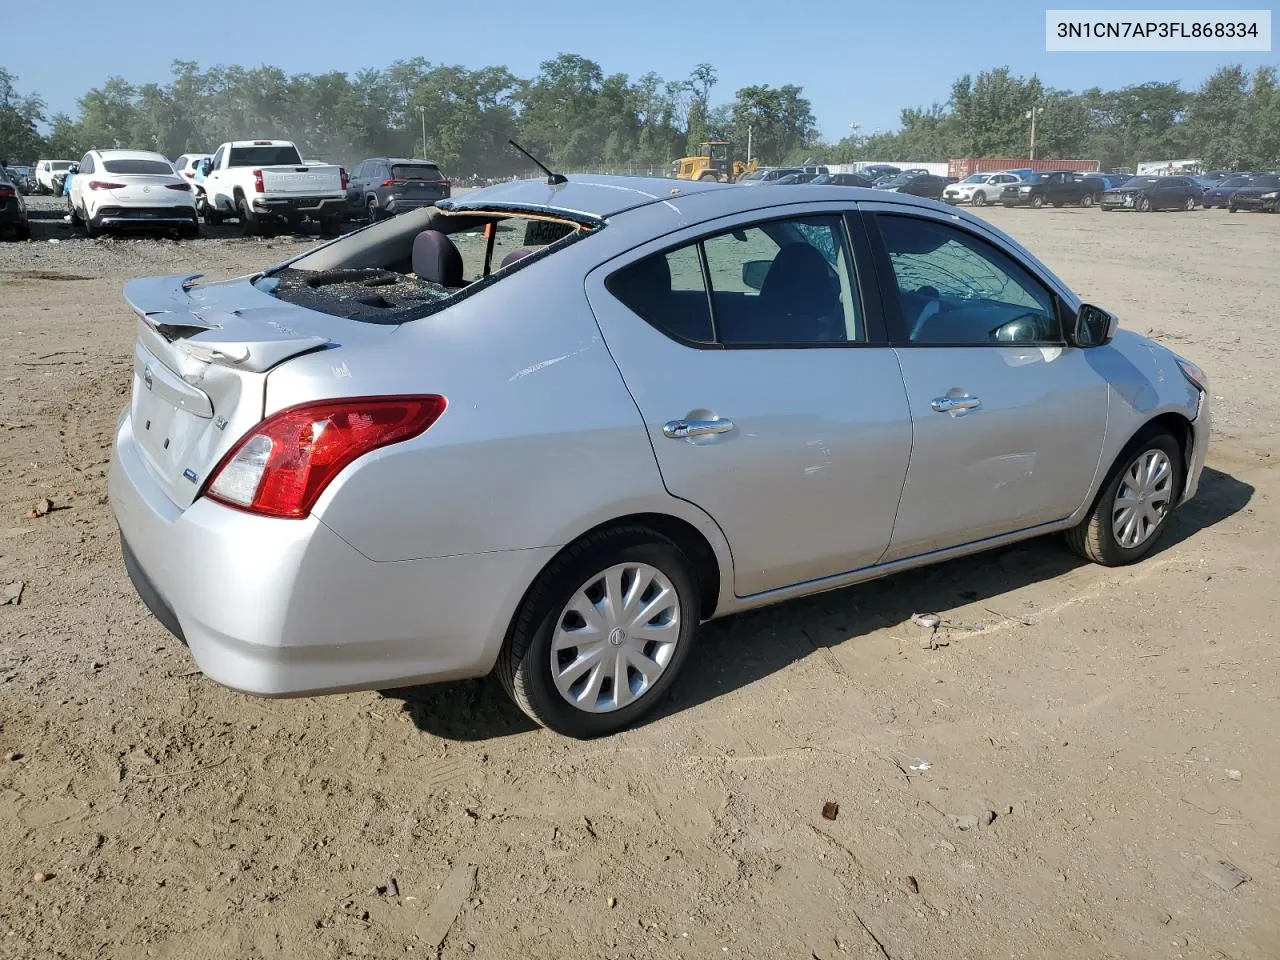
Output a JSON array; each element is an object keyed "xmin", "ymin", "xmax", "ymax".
[
  {"xmin": 550, "ymin": 562, "xmax": 681, "ymax": 713},
  {"xmin": 1112, "ymin": 449, "xmax": 1174, "ymax": 548}
]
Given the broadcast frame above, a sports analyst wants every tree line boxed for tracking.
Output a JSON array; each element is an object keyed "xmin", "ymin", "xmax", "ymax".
[{"xmin": 3, "ymin": 58, "xmax": 1279, "ymax": 175}]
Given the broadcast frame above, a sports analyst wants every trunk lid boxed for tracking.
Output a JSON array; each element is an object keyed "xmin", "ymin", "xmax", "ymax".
[
  {"xmin": 123, "ymin": 273, "xmax": 392, "ymax": 508},
  {"xmin": 258, "ymin": 165, "xmax": 343, "ymax": 196},
  {"xmin": 105, "ymin": 175, "xmax": 191, "ymax": 204}
]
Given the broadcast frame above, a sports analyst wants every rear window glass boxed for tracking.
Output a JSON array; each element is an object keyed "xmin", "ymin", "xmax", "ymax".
[
  {"xmin": 228, "ymin": 146, "xmax": 303, "ymax": 167},
  {"xmin": 51, "ymin": 162, "xmax": 73, "ymax": 171},
  {"xmin": 102, "ymin": 159, "xmax": 177, "ymax": 175},
  {"xmin": 393, "ymin": 164, "xmax": 443, "ymax": 181}
]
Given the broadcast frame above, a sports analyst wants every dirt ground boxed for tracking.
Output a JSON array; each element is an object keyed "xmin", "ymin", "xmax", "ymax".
[{"xmin": 1, "ymin": 195, "xmax": 1278, "ymax": 960}]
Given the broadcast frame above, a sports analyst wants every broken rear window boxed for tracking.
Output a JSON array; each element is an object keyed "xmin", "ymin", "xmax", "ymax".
[{"xmin": 392, "ymin": 164, "xmax": 443, "ymax": 181}]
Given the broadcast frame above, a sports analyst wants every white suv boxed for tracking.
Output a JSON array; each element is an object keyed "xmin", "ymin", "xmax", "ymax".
[{"xmin": 944, "ymin": 172, "xmax": 1023, "ymax": 207}]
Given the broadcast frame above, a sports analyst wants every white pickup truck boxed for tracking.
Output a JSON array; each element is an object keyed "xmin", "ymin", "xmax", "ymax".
[{"xmin": 198, "ymin": 140, "xmax": 347, "ymax": 235}]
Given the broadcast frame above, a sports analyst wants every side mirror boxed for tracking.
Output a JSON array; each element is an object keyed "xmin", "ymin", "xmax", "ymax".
[
  {"xmin": 201, "ymin": 160, "xmax": 213, "ymax": 175},
  {"xmin": 741, "ymin": 259, "xmax": 770, "ymax": 291},
  {"xmin": 1071, "ymin": 303, "xmax": 1118, "ymax": 347}
]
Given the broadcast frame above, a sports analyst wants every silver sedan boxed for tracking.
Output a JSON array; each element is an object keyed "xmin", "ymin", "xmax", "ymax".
[{"xmin": 110, "ymin": 176, "xmax": 1210, "ymax": 737}]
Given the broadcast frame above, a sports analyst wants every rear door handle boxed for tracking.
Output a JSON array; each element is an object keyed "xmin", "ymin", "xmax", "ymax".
[
  {"xmin": 931, "ymin": 396, "xmax": 981, "ymax": 414},
  {"xmin": 663, "ymin": 418, "xmax": 735, "ymax": 439}
]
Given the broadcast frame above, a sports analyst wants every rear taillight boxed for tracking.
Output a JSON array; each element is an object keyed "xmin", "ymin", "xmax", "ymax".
[
  {"xmin": 340, "ymin": 167, "xmax": 349, "ymax": 190},
  {"xmin": 381, "ymin": 178, "xmax": 407, "ymax": 187},
  {"xmin": 204, "ymin": 396, "xmax": 447, "ymax": 519},
  {"xmin": 252, "ymin": 169, "xmax": 264, "ymax": 193},
  {"xmin": 184, "ymin": 171, "xmax": 195, "ymax": 178},
  {"xmin": 0, "ymin": 185, "xmax": 14, "ymax": 198},
  {"xmin": 165, "ymin": 182, "xmax": 191, "ymax": 191},
  {"xmin": 88, "ymin": 180, "xmax": 126, "ymax": 191}
]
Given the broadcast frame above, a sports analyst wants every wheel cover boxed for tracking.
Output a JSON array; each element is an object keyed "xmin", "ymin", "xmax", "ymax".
[
  {"xmin": 550, "ymin": 562, "xmax": 681, "ymax": 713},
  {"xmin": 1112, "ymin": 449, "xmax": 1174, "ymax": 548}
]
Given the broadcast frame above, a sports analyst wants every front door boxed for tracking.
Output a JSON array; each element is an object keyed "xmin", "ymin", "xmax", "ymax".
[
  {"xmin": 586, "ymin": 207, "xmax": 913, "ymax": 596},
  {"xmin": 862, "ymin": 207, "xmax": 1110, "ymax": 561}
]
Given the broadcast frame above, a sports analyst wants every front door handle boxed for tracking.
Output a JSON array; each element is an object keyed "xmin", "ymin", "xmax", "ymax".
[
  {"xmin": 663, "ymin": 418, "xmax": 735, "ymax": 439},
  {"xmin": 931, "ymin": 396, "xmax": 981, "ymax": 414}
]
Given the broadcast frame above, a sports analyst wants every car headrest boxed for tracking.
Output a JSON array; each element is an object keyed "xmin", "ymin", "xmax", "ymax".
[
  {"xmin": 412, "ymin": 230, "xmax": 464, "ymax": 288},
  {"xmin": 500, "ymin": 248, "xmax": 533, "ymax": 269}
]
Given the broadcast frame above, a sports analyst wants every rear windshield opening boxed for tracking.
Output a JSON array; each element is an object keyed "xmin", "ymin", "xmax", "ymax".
[
  {"xmin": 393, "ymin": 164, "xmax": 443, "ymax": 182},
  {"xmin": 228, "ymin": 146, "xmax": 303, "ymax": 167},
  {"xmin": 254, "ymin": 210, "xmax": 594, "ymax": 324},
  {"xmin": 103, "ymin": 159, "xmax": 178, "ymax": 176}
]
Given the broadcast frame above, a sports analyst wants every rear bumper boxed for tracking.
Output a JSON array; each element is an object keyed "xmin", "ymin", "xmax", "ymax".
[
  {"xmin": 109, "ymin": 412, "xmax": 555, "ymax": 697},
  {"xmin": 252, "ymin": 196, "xmax": 346, "ymax": 217},
  {"xmin": 95, "ymin": 206, "xmax": 197, "ymax": 227},
  {"xmin": 384, "ymin": 196, "xmax": 446, "ymax": 213},
  {"xmin": 0, "ymin": 205, "xmax": 27, "ymax": 226}
]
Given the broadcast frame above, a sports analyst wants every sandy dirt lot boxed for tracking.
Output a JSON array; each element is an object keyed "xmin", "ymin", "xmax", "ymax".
[{"xmin": 1, "ymin": 196, "xmax": 1278, "ymax": 960}]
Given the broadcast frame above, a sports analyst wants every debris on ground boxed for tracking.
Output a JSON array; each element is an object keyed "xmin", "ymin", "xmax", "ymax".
[
  {"xmin": 2, "ymin": 581, "xmax": 23, "ymax": 605},
  {"xmin": 911, "ymin": 613, "xmax": 941, "ymax": 629},
  {"xmin": 951, "ymin": 814, "xmax": 980, "ymax": 831},
  {"xmin": 821, "ymin": 801, "xmax": 839, "ymax": 821},
  {"xmin": 416, "ymin": 863, "xmax": 477, "ymax": 950},
  {"xmin": 25, "ymin": 498, "xmax": 52, "ymax": 519},
  {"xmin": 1202, "ymin": 860, "xmax": 1250, "ymax": 891},
  {"xmin": 1226, "ymin": 769, "xmax": 1242, "ymax": 781},
  {"xmin": 4, "ymin": 751, "xmax": 22, "ymax": 761},
  {"xmin": 905, "ymin": 876, "xmax": 920, "ymax": 894},
  {"xmin": 31, "ymin": 872, "xmax": 50, "ymax": 883}
]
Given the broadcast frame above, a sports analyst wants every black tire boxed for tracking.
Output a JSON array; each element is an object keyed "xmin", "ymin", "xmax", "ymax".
[
  {"xmin": 366, "ymin": 198, "xmax": 379, "ymax": 224},
  {"xmin": 179, "ymin": 221, "xmax": 199, "ymax": 240},
  {"xmin": 1228, "ymin": 202, "xmax": 1237, "ymax": 213},
  {"xmin": 203, "ymin": 202, "xmax": 223, "ymax": 226},
  {"xmin": 1183, "ymin": 196, "xmax": 1196, "ymax": 211},
  {"xmin": 1081, "ymin": 193, "xmax": 1094, "ymax": 207},
  {"xmin": 1031, "ymin": 194, "xmax": 1045, "ymax": 209},
  {"xmin": 496, "ymin": 526, "xmax": 701, "ymax": 738},
  {"xmin": 83, "ymin": 212, "xmax": 100, "ymax": 238},
  {"xmin": 11, "ymin": 222, "xmax": 30, "ymax": 241},
  {"xmin": 1065, "ymin": 427, "xmax": 1184, "ymax": 567},
  {"xmin": 1138, "ymin": 196, "xmax": 1152, "ymax": 213},
  {"xmin": 237, "ymin": 195, "xmax": 260, "ymax": 236},
  {"xmin": 972, "ymin": 191, "xmax": 986, "ymax": 207},
  {"xmin": 194, "ymin": 190, "xmax": 207, "ymax": 216},
  {"xmin": 1101, "ymin": 206, "xmax": 1113, "ymax": 211}
]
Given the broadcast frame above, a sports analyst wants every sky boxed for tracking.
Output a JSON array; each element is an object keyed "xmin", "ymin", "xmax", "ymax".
[{"xmin": 6, "ymin": 0, "xmax": 1276, "ymax": 141}]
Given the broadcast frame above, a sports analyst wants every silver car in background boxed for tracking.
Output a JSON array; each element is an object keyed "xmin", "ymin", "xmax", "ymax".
[
  {"xmin": 944, "ymin": 171, "xmax": 1023, "ymax": 206},
  {"xmin": 110, "ymin": 176, "xmax": 1209, "ymax": 737}
]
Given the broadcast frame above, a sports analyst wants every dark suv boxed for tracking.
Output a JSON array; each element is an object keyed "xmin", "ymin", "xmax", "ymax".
[
  {"xmin": 1001, "ymin": 170, "xmax": 1103, "ymax": 208},
  {"xmin": 0, "ymin": 165, "xmax": 31, "ymax": 240},
  {"xmin": 346, "ymin": 158, "xmax": 451, "ymax": 222}
]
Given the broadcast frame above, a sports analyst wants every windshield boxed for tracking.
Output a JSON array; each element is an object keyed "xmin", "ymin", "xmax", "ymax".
[
  {"xmin": 960, "ymin": 174, "xmax": 988, "ymax": 183},
  {"xmin": 1220, "ymin": 176, "xmax": 1252, "ymax": 187},
  {"xmin": 102, "ymin": 158, "xmax": 177, "ymax": 176},
  {"xmin": 227, "ymin": 145, "xmax": 303, "ymax": 167}
]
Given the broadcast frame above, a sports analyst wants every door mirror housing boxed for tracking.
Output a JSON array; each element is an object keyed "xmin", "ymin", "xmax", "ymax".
[
  {"xmin": 200, "ymin": 159, "xmax": 213, "ymax": 175},
  {"xmin": 1071, "ymin": 303, "xmax": 1118, "ymax": 347},
  {"xmin": 741, "ymin": 259, "xmax": 770, "ymax": 291}
]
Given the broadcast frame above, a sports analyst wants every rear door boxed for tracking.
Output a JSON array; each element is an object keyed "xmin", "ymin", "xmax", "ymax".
[
  {"xmin": 860, "ymin": 204, "xmax": 1109, "ymax": 560},
  {"xmin": 587, "ymin": 204, "xmax": 913, "ymax": 597}
]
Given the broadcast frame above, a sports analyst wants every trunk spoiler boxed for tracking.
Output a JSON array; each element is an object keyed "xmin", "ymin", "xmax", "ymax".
[{"xmin": 123, "ymin": 274, "xmax": 331, "ymax": 373}]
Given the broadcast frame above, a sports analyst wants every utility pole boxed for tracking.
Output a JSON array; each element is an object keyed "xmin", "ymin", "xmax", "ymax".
[
  {"xmin": 746, "ymin": 125, "xmax": 752, "ymax": 164},
  {"xmin": 420, "ymin": 107, "xmax": 427, "ymax": 158},
  {"xmin": 1026, "ymin": 106, "xmax": 1044, "ymax": 160}
]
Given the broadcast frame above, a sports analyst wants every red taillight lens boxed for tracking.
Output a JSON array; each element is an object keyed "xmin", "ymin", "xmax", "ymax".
[
  {"xmin": 184, "ymin": 171, "xmax": 196, "ymax": 178},
  {"xmin": 89, "ymin": 180, "xmax": 126, "ymax": 191},
  {"xmin": 165, "ymin": 182, "xmax": 192, "ymax": 191},
  {"xmin": 252, "ymin": 169, "xmax": 264, "ymax": 193},
  {"xmin": 204, "ymin": 396, "xmax": 447, "ymax": 519},
  {"xmin": 340, "ymin": 167, "xmax": 349, "ymax": 190},
  {"xmin": 0, "ymin": 185, "xmax": 14, "ymax": 198}
]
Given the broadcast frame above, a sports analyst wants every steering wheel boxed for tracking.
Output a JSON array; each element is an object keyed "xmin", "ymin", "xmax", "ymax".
[{"xmin": 909, "ymin": 285, "xmax": 942, "ymax": 340}]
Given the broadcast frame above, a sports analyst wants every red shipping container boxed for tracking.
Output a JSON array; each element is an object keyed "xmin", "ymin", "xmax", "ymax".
[{"xmin": 948, "ymin": 157, "xmax": 1100, "ymax": 178}]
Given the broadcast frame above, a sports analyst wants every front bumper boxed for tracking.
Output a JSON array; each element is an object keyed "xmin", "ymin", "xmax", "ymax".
[
  {"xmin": 1001, "ymin": 193, "xmax": 1033, "ymax": 205},
  {"xmin": 252, "ymin": 196, "xmax": 346, "ymax": 217},
  {"xmin": 110, "ymin": 412, "xmax": 555, "ymax": 697}
]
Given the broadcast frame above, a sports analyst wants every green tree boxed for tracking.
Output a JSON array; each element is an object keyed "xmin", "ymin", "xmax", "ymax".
[{"xmin": 0, "ymin": 69, "xmax": 46, "ymax": 162}]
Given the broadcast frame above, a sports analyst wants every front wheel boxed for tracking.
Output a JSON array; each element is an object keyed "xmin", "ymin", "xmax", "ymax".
[
  {"xmin": 497, "ymin": 527, "xmax": 700, "ymax": 737},
  {"xmin": 1065, "ymin": 428, "xmax": 1183, "ymax": 566},
  {"xmin": 1081, "ymin": 194, "xmax": 1094, "ymax": 207},
  {"xmin": 1031, "ymin": 194, "xmax": 1045, "ymax": 209},
  {"xmin": 1183, "ymin": 196, "xmax": 1196, "ymax": 211},
  {"xmin": 238, "ymin": 196, "xmax": 259, "ymax": 236},
  {"xmin": 1138, "ymin": 196, "xmax": 1152, "ymax": 213},
  {"xmin": 972, "ymin": 192, "xmax": 986, "ymax": 207}
]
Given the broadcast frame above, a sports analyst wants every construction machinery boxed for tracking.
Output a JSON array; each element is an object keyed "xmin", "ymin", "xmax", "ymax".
[{"xmin": 672, "ymin": 142, "xmax": 758, "ymax": 183}]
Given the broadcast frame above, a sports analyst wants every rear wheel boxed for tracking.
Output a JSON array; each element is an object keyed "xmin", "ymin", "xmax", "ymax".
[
  {"xmin": 1183, "ymin": 195, "xmax": 1196, "ymax": 211},
  {"xmin": 83, "ymin": 211, "xmax": 100, "ymax": 238},
  {"xmin": 238, "ymin": 196, "xmax": 260, "ymax": 236},
  {"xmin": 972, "ymin": 191, "xmax": 986, "ymax": 207},
  {"xmin": 1065, "ymin": 428, "xmax": 1183, "ymax": 566},
  {"xmin": 497, "ymin": 526, "xmax": 700, "ymax": 738},
  {"xmin": 1081, "ymin": 193, "xmax": 1094, "ymax": 207}
]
